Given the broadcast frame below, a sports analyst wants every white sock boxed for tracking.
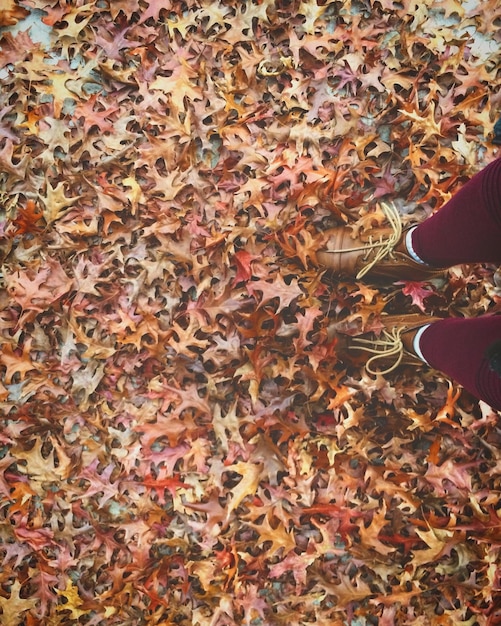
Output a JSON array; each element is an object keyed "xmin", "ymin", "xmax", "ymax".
[
  {"xmin": 413, "ymin": 324, "xmax": 431, "ymax": 365},
  {"xmin": 405, "ymin": 227, "xmax": 429, "ymax": 265}
]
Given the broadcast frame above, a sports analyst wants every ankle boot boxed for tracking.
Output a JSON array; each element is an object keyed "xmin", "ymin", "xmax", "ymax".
[
  {"xmin": 317, "ymin": 202, "xmax": 447, "ymax": 281},
  {"xmin": 328, "ymin": 313, "xmax": 442, "ymax": 374}
]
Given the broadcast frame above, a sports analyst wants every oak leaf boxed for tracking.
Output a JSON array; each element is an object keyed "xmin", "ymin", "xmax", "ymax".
[
  {"xmin": 398, "ymin": 101, "xmax": 443, "ymax": 144},
  {"xmin": 212, "ymin": 401, "xmax": 245, "ymax": 452},
  {"xmin": 396, "ymin": 280, "xmax": 434, "ymax": 312},
  {"xmin": 46, "ymin": 3, "xmax": 95, "ymax": 39},
  {"xmin": 39, "ymin": 180, "xmax": 81, "ymax": 224},
  {"xmin": 71, "ymin": 361, "xmax": 106, "ymax": 410},
  {"xmin": 14, "ymin": 438, "xmax": 72, "ymax": 485},
  {"xmin": 317, "ymin": 572, "xmax": 374, "ymax": 606},
  {"xmin": 56, "ymin": 580, "xmax": 88, "ymax": 620},
  {"xmin": 0, "ymin": 338, "xmax": 38, "ymax": 384},
  {"xmin": 0, "ymin": 581, "xmax": 36, "ymax": 625},
  {"xmin": 149, "ymin": 58, "xmax": 203, "ymax": 115},
  {"xmin": 232, "ymin": 249, "xmax": 258, "ymax": 285},
  {"xmin": 224, "ymin": 461, "xmax": 262, "ymax": 522},
  {"xmin": 246, "ymin": 511, "xmax": 296, "ymax": 556},
  {"xmin": 247, "ymin": 274, "xmax": 304, "ymax": 312},
  {"xmin": 73, "ymin": 94, "xmax": 119, "ymax": 133},
  {"xmin": 5, "ymin": 257, "xmax": 73, "ymax": 312},
  {"xmin": 12, "ymin": 200, "xmax": 43, "ymax": 235},
  {"xmin": 29, "ymin": 564, "xmax": 58, "ymax": 617},
  {"xmin": 358, "ymin": 501, "xmax": 396, "ymax": 556},
  {"xmin": 411, "ymin": 527, "xmax": 454, "ymax": 568},
  {"xmin": 452, "ymin": 123, "xmax": 477, "ymax": 162},
  {"xmin": 0, "ymin": 139, "xmax": 30, "ymax": 180},
  {"xmin": 268, "ymin": 551, "xmax": 316, "ymax": 587},
  {"xmin": 298, "ymin": 1, "xmax": 326, "ymax": 34}
]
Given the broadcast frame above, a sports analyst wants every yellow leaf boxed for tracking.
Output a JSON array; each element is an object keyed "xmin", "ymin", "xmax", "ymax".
[
  {"xmin": 67, "ymin": 313, "xmax": 116, "ymax": 359},
  {"xmin": 358, "ymin": 501, "xmax": 396, "ymax": 556},
  {"xmin": 39, "ymin": 181, "xmax": 81, "ymax": 224},
  {"xmin": 45, "ymin": 71, "xmax": 78, "ymax": 117},
  {"xmin": 14, "ymin": 438, "xmax": 72, "ymax": 486},
  {"xmin": 224, "ymin": 461, "xmax": 262, "ymax": 522},
  {"xmin": 56, "ymin": 580, "xmax": 88, "ymax": 619},
  {"xmin": 398, "ymin": 101, "xmax": 442, "ymax": 143},
  {"xmin": 53, "ymin": 3, "xmax": 95, "ymax": 40},
  {"xmin": 247, "ymin": 512, "xmax": 296, "ymax": 556},
  {"xmin": 452, "ymin": 123, "xmax": 476, "ymax": 163},
  {"xmin": 298, "ymin": 0, "xmax": 326, "ymax": 34},
  {"xmin": 412, "ymin": 527, "xmax": 453, "ymax": 567},
  {"xmin": 213, "ymin": 401, "xmax": 245, "ymax": 452},
  {"xmin": 150, "ymin": 59, "xmax": 203, "ymax": 114},
  {"xmin": 165, "ymin": 11, "xmax": 198, "ymax": 38},
  {"xmin": 122, "ymin": 176, "xmax": 144, "ymax": 213}
]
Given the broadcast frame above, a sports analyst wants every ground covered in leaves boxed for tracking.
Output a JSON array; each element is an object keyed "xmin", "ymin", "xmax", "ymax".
[{"xmin": 0, "ymin": 0, "xmax": 501, "ymax": 624}]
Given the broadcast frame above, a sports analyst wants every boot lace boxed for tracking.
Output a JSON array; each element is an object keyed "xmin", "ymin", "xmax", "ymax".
[
  {"xmin": 350, "ymin": 326, "xmax": 406, "ymax": 375},
  {"xmin": 328, "ymin": 202, "xmax": 403, "ymax": 279}
]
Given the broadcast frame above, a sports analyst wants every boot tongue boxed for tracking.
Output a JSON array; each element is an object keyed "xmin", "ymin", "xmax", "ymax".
[{"xmin": 400, "ymin": 327, "xmax": 419, "ymax": 355}]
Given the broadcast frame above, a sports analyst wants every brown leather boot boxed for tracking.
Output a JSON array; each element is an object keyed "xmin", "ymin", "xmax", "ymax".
[
  {"xmin": 328, "ymin": 313, "xmax": 442, "ymax": 374},
  {"xmin": 316, "ymin": 202, "xmax": 447, "ymax": 281}
]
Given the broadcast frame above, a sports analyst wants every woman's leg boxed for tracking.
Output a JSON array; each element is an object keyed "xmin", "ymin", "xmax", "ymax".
[
  {"xmin": 317, "ymin": 159, "xmax": 501, "ymax": 279},
  {"xmin": 412, "ymin": 160, "xmax": 501, "ymax": 410},
  {"xmin": 419, "ymin": 316, "xmax": 501, "ymax": 411},
  {"xmin": 412, "ymin": 158, "xmax": 501, "ymax": 266}
]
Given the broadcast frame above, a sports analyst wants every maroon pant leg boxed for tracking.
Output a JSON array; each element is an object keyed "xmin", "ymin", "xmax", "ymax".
[
  {"xmin": 420, "ymin": 317, "xmax": 501, "ymax": 411},
  {"xmin": 412, "ymin": 158, "xmax": 501, "ymax": 266}
]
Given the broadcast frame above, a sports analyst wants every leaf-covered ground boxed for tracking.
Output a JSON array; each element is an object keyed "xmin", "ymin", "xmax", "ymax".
[{"xmin": 1, "ymin": 0, "xmax": 501, "ymax": 624}]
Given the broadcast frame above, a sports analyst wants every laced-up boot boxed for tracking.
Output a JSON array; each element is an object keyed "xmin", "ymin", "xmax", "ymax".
[
  {"xmin": 317, "ymin": 202, "xmax": 447, "ymax": 281},
  {"xmin": 328, "ymin": 313, "xmax": 442, "ymax": 375}
]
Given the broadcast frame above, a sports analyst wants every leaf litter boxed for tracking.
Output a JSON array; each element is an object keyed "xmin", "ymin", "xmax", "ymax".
[{"xmin": 0, "ymin": 0, "xmax": 500, "ymax": 624}]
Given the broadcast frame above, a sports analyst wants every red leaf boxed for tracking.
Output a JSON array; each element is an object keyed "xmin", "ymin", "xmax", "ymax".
[
  {"xmin": 396, "ymin": 280, "xmax": 434, "ymax": 312},
  {"xmin": 232, "ymin": 250, "xmax": 257, "ymax": 285},
  {"xmin": 12, "ymin": 200, "xmax": 43, "ymax": 235}
]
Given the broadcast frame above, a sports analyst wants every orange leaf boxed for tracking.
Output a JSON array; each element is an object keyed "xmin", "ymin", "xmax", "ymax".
[
  {"xmin": 12, "ymin": 200, "xmax": 43, "ymax": 235},
  {"xmin": 0, "ymin": 339, "xmax": 38, "ymax": 384},
  {"xmin": 427, "ymin": 434, "xmax": 442, "ymax": 465}
]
